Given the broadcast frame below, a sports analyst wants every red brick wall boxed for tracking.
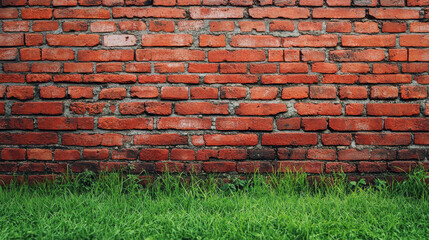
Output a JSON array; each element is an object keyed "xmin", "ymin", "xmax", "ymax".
[{"xmin": 0, "ymin": 0, "xmax": 428, "ymax": 181}]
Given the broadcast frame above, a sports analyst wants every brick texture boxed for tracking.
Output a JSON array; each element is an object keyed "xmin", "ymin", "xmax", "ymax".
[{"xmin": 0, "ymin": 1, "xmax": 428, "ymax": 179}]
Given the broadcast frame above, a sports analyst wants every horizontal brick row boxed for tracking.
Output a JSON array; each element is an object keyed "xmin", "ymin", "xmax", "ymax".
[
  {"xmin": 1, "ymin": 85, "xmax": 428, "ymax": 100},
  {"xmin": 0, "ymin": 132, "xmax": 427, "ymax": 146},
  {"xmin": 1, "ymin": 117, "xmax": 429, "ymax": 132}
]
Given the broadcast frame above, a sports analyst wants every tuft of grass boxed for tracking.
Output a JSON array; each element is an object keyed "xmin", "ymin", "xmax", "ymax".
[{"xmin": 0, "ymin": 168, "xmax": 428, "ymax": 239}]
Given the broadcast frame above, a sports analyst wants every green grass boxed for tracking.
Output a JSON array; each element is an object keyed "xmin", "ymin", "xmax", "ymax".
[{"xmin": 0, "ymin": 170, "xmax": 428, "ymax": 239}]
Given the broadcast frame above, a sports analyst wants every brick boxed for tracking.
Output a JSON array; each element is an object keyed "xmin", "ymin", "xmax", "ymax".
[
  {"xmin": 322, "ymin": 133, "xmax": 352, "ymax": 146},
  {"xmin": 1, "ymin": 148, "xmax": 26, "ymax": 161},
  {"xmin": 329, "ymin": 118, "xmax": 383, "ymax": 131},
  {"xmin": 63, "ymin": 21, "xmax": 88, "ymax": 32},
  {"xmin": 158, "ymin": 117, "xmax": 211, "ymax": 130},
  {"xmin": 339, "ymin": 86, "xmax": 367, "ymax": 99},
  {"xmin": 136, "ymin": 49, "xmax": 204, "ymax": 61},
  {"xmin": 64, "ymin": 63, "xmax": 93, "ymax": 73},
  {"xmin": 0, "ymin": 133, "xmax": 58, "ymax": 145},
  {"xmin": 410, "ymin": 22, "xmax": 429, "ymax": 32},
  {"xmin": 400, "ymin": 35, "xmax": 429, "ymax": 47},
  {"xmin": 0, "ymin": 9, "xmax": 18, "ymax": 19},
  {"xmin": 220, "ymin": 86, "xmax": 247, "ymax": 99},
  {"xmin": 302, "ymin": 118, "xmax": 327, "ymax": 131},
  {"xmin": 355, "ymin": 133, "xmax": 412, "ymax": 146},
  {"xmin": 295, "ymin": 103, "xmax": 342, "ymax": 116},
  {"xmin": 22, "ymin": 9, "xmax": 53, "ymax": 19},
  {"xmin": 239, "ymin": 21, "xmax": 265, "ymax": 32},
  {"xmin": 280, "ymin": 63, "xmax": 308, "ymax": 73},
  {"xmin": 142, "ymin": 34, "xmax": 192, "ymax": 47},
  {"xmin": 100, "ymin": 88, "xmax": 126, "ymax": 100},
  {"xmin": 126, "ymin": 63, "xmax": 151, "ymax": 73},
  {"xmin": 113, "ymin": 7, "xmax": 185, "ymax": 18},
  {"xmin": 42, "ymin": 48, "xmax": 74, "ymax": 61},
  {"xmin": 342, "ymin": 35, "xmax": 395, "ymax": 47},
  {"xmin": 161, "ymin": 86, "xmax": 188, "ymax": 100},
  {"xmin": 262, "ymin": 133, "xmax": 317, "ymax": 146},
  {"xmin": 190, "ymin": 87, "xmax": 218, "ymax": 99},
  {"xmin": 400, "ymin": 86, "xmax": 427, "ymax": 99},
  {"xmin": 283, "ymin": 35, "xmax": 338, "ymax": 47},
  {"xmin": 209, "ymin": 49, "xmax": 265, "ymax": 62},
  {"xmin": 118, "ymin": 102, "xmax": 145, "ymax": 115},
  {"xmin": 347, "ymin": 103, "xmax": 364, "ymax": 115},
  {"xmin": 250, "ymin": 87, "xmax": 278, "ymax": 100},
  {"xmin": 204, "ymin": 134, "xmax": 258, "ymax": 146},
  {"xmin": 63, "ymin": 133, "xmax": 123, "ymax": 146},
  {"xmin": 308, "ymin": 149, "xmax": 336, "ymax": 160},
  {"xmin": 7, "ymin": 86, "xmax": 34, "ymax": 100},
  {"xmin": 330, "ymin": 49, "xmax": 385, "ymax": 62},
  {"xmin": 237, "ymin": 162, "xmax": 273, "ymax": 173},
  {"xmin": 310, "ymin": 86, "xmax": 337, "ymax": 99},
  {"xmin": 359, "ymin": 74, "xmax": 412, "ymax": 84},
  {"xmin": 270, "ymin": 21, "xmax": 294, "ymax": 31},
  {"xmin": 145, "ymin": 102, "xmax": 172, "ymax": 115},
  {"xmin": 119, "ymin": 21, "xmax": 146, "ymax": 31},
  {"xmin": 0, "ymin": 118, "xmax": 34, "ymax": 130},
  {"xmin": 140, "ymin": 149, "xmax": 169, "ymax": 160},
  {"xmin": 382, "ymin": 22, "xmax": 406, "ymax": 33},
  {"xmin": 216, "ymin": 117, "xmax": 273, "ymax": 131},
  {"xmin": 104, "ymin": 35, "xmax": 137, "ymax": 46},
  {"xmin": 175, "ymin": 102, "xmax": 228, "ymax": 115},
  {"xmin": 25, "ymin": 34, "xmax": 43, "ymax": 46},
  {"xmin": 12, "ymin": 102, "xmax": 63, "ymax": 115},
  {"xmin": 83, "ymin": 149, "xmax": 109, "ymax": 160},
  {"xmin": 236, "ymin": 103, "xmax": 286, "ymax": 116},
  {"xmin": 370, "ymin": 86, "xmax": 398, "ymax": 99},
  {"xmin": 276, "ymin": 118, "xmax": 300, "ymax": 130},
  {"xmin": 199, "ymin": 34, "xmax": 225, "ymax": 47},
  {"xmin": 338, "ymin": 149, "xmax": 370, "ymax": 161},
  {"xmin": 177, "ymin": 20, "xmax": 203, "ymax": 30},
  {"xmin": 313, "ymin": 8, "xmax": 365, "ymax": 18},
  {"xmin": 204, "ymin": 75, "xmax": 258, "ymax": 84},
  {"xmin": 134, "ymin": 134, "xmax": 187, "ymax": 145},
  {"xmin": 0, "ymin": 48, "xmax": 18, "ymax": 60},
  {"xmin": 96, "ymin": 63, "xmax": 123, "ymax": 72},
  {"xmin": 409, "ymin": 49, "xmax": 429, "ymax": 61},
  {"xmin": 326, "ymin": 21, "xmax": 351, "ymax": 32},
  {"xmin": 210, "ymin": 21, "xmax": 234, "ymax": 31},
  {"xmin": 367, "ymin": 103, "xmax": 420, "ymax": 116},
  {"xmin": 415, "ymin": 133, "xmax": 429, "ymax": 145},
  {"xmin": 373, "ymin": 63, "xmax": 399, "ymax": 74},
  {"xmin": 218, "ymin": 149, "xmax": 247, "ymax": 160},
  {"xmin": 402, "ymin": 63, "xmax": 428, "ymax": 73},
  {"xmin": 3, "ymin": 21, "xmax": 29, "ymax": 32},
  {"xmin": 369, "ymin": 9, "xmax": 420, "ymax": 19},
  {"xmin": 231, "ymin": 35, "xmax": 281, "ymax": 47},
  {"xmin": 250, "ymin": 64, "xmax": 277, "ymax": 74},
  {"xmin": 0, "ymin": 34, "xmax": 24, "ymax": 46},
  {"xmin": 130, "ymin": 86, "xmax": 158, "ymax": 99},
  {"xmin": 249, "ymin": 7, "xmax": 309, "ymax": 18},
  {"xmin": 78, "ymin": 50, "xmax": 134, "ymax": 61},
  {"xmin": 98, "ymin": 117, "xmax": 153, "ymax": 130},
  {"xmin": 203, "ymin": 162, "xmax": 235, "ymax": 173},
  {"xmin": 262, "ymin": 75, "xmax": 318, "ymax": 84},
  {"xmin": 47, "ymin": 34, "xmax": 99, "ymax": 46},
  {"xmin": 385, "ymin": 118, "xmax": 429, "ymax": 131},
  {"xmin": 190, "ymin": 7, "xmax": 243, "ymax": 19},
  {"xmin": 40, "ymin": 86, "xmax": 67, "ymax": 99},
  {"xmin": 54, "ymin": 9, "xmax": 110, "ymax": 19},
  {"xmin": 312, "ymin": 63, "xmax": 338, "ymax": 73},
  {"xmin": 371, "ymin": 149, "xmax": 396, "ymax": 161},
  {"xmin": 359, "ymin": 162, "xmax": 387, "ymax": 173},
  {"xmin": 3, "ymin": 63, "xmax": 30, "ymax": 72}
]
